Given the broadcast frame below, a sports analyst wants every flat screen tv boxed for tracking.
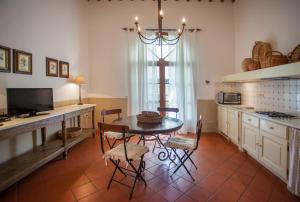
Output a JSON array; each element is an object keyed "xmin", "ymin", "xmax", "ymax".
[{"xmin": 7, "ymin": 88, "xmax": 54, "ymax": 117}]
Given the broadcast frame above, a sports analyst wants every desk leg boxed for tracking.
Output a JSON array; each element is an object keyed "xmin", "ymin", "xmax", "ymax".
[
  {"xmin": 92, "ymin": 110, "xmax": 95, "ymax": 138},
  {"xmin": 62, "ymin": 120, "xmax": 68, "ymax": 159},
  {"xmin": 77, "ymin": 115, "xmax": 81, "ymax": 128},
  {"xmin": 41, "ymin": 127, "xmax": 46, "ymax": 146}
]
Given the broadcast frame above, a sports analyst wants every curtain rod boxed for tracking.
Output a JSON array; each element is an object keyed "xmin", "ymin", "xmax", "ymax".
[{"xmin": 122, "ymin": 27, "xmax": 202, "ymax": 32}]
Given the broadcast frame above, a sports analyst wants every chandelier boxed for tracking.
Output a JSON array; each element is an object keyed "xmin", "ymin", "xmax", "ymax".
[{"xmin": 134, "ymin": 0, "xmax": 186, "ymax": 49}]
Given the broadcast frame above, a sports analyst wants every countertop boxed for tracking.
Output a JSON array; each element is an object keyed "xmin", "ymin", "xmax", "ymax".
[
  {"xmin": 0, "ymin": 104, "xmax": 96, "ymax": 131},
  {"xmin": 218, "ymin": 104, "xmax": 300, "ymax": 130}
]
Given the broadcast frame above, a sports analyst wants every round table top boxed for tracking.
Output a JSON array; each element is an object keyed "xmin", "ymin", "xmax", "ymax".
[{"xmin": 113, "ymin": 116, "xmax": 183, "ymax": 135}]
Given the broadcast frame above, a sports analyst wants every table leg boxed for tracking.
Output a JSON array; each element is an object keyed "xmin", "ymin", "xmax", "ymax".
[
  {"xmin": 62, "ymin": 120, "xmax": 68, "ymax": 159},
  {"xmin": 92, "ymin": 110, "xmax": 95, "ymax": 138},
  {"xmin": 41, "ymin": 127, "xmax": 46, "ymax": 146},
  {"xmin": 157, "ymin": 135, "xmax": 176, "ymax": 163}
]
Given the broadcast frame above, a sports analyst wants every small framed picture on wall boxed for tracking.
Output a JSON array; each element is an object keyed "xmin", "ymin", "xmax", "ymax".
[
  {"xmin": 0, "ymin": 45, "xmax": 11, "ymax": 73},
  {"xmin": 13, "ymin": 49, "xmax": 32, "ymax": 75},
  {"xmin": 59, "ymin": 61, "xmax": 69, "ymax": 78},
  {"xmin": 46, "ymin": 57, "xmax": 58, "ymax": 77}
]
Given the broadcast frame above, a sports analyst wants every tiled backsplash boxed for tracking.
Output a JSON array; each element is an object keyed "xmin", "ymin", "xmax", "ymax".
[{"xmin": 216, "ymin": 79, "xmax": 300, "ymax": 113}]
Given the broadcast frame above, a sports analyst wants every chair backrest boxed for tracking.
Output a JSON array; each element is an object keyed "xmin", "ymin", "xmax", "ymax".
[
  {"xmin": 101, "ymin": 109, "xmax": 122, "ymax": 123},
  {"xmin": 98, "ymin": 122, "xmax": 130, "ymax": 160},
  {"xmin": 157, "ymin": 107, "xmax": 179, "ymax": 118},
  {"xmin": 194, "ymin": 115, "xmax": 203, "ymax": 150}
]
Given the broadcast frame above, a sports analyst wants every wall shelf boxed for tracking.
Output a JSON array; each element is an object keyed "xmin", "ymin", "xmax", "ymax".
[{"xmin": 221, "ymin": 62, "xmax": 300, "ymax": 82}]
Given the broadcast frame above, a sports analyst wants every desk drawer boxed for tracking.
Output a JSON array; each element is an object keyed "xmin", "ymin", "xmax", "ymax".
[
  {"xmin": 242, "ymin": 114, "xmax": 259, "ymax": 128},
  {"xmin": 260, "ymin": 119, "xmax": 287, "ymax": 139}
]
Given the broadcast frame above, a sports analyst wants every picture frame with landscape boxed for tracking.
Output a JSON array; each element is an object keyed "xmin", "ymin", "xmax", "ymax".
[
  {"xmin": 0, "ymin": 45, "xmax": 11, "ymax": 73},
  {"xmin": 13, "ymin": 49, "xmax": 32, "ymax": 75},
  {"xmin": 46, "ymin": 57, "xmax": 58, "ymax": 77}
]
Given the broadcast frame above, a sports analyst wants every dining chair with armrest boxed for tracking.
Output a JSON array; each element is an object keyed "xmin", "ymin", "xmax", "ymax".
[{"xmin": 99, "ymin": 122, "xmax": 149, "ymax": 200}]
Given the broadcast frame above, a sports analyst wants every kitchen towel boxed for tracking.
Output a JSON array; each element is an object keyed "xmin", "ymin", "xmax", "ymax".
[{"xmin": 288, "ymin": 128, "xmax": 300, "ymax": 196}]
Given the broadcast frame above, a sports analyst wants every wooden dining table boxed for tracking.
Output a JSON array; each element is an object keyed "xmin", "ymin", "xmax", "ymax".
[{"xmin": 113, "ymin": 115, "xmax": 183, "ymax": 161}]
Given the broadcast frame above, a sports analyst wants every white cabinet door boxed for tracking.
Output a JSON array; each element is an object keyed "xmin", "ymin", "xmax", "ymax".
[
  {"xmin": 242, "ymin": 123, "xmax": 259, "ymax": 160},
  {"xmin": 259, "ymin": 130, "xmax": 287, "ymax": 180},
  {"xmin": 218, "ymin": 106, "xmax": 228, "ymax": 135},
  {"xmin": 227, "ymin": 109, "xmax": 239, "ymax": 145}
]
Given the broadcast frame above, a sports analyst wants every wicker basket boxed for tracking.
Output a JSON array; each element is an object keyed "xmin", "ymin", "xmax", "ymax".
[
  {"xmin": 263, "ymin": 51, "xmax": 288, "ymax": 68},
  {"xmin": 288, "ymin": 44, "xmax": 300, "ymax": 63},
  {"xmin": 136, "ymin": 111, "xmax": 162, "ymax": 124},
  {"xmin": 241, "ymin": 58, "xmax": 252, "ymax": 71},
  {"xmin": 248, "ymin": 60, "xmax": 260, "ymax": 71},
  {"xmin": 252, "ymin": 41, "xmax": 272, "ymax": 68},
  {"xmin": 58, "ymin": 127, "xmax": 82, "ymax": 139}
]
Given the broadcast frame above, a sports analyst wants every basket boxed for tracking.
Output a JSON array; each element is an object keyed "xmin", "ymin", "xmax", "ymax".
[
  {"xmin": 241, "ymin": 58, "xmax": 252, "ymax": 72},
  {"xmin": 252, "ymin": 41, "xmax": 272, "ymax": 68},
  {"xmin": 136, "ymin": 111, "xmax": 162, "ymax": 124},
  {"xmin": 288, "ymin": 44, "xmax": 300, "ymax": 63},
  {"xmin": 263, "ymin": 51, "xmax": 288, "ymax": 68},
  {"xmin": 248, "ymin": 60, "xmax": 260, "ymax": 71},
  {"xmin": 58, "ymin": 127, "xmax": 82, "ymax": 139}
]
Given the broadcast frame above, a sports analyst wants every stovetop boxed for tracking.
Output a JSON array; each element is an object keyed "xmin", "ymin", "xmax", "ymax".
[{"xmin": 255, "ymin": 111, "xmax": 297, "ymax": 118}]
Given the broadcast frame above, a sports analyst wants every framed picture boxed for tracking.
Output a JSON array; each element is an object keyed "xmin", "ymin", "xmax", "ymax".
[
  {"xmin": 46, "ymin": 57, "xmax": 58, "ymax": 77},
  {"xmin": 13, "ymin": 49, "xmax": 32, "ymax": 75},
  {"xmin": 0, "ymin": 45, "xmax": 11, "ymax": 73},
  {"xmin": 59, "ymin": 61, "xmax": 69, "ymax": 78}
]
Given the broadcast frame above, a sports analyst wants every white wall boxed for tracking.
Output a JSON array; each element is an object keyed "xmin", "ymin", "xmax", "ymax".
[
  {"xmin": 0, "ymin": 0, "xmax": 89, "ymax": 163},
  {"xmin": 87, "ymin": 1, "xmax": 235, "ymax": 100},
  {"xmin": 234, "ymin": 0, "xmax": 300, "ymax": 72},
  {"xmin": 0, "ymin": 0, "xmax": 89, "ymax": 109}
]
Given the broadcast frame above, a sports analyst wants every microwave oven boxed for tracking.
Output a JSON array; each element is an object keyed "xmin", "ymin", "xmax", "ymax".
[{"xmin": 217, "ymin": 92, "xmax": 241, "ymax": 104}]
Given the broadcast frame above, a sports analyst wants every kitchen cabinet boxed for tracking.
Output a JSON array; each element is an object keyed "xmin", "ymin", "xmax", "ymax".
[
  {"xmin": 227, "ymin": 109, "xmax": 239, "ymax": 145},
  {"xmin": 259, "ymin": 122, "xmax": 288, "ymax": 180},
  {"xmin": 242, "ymin": 119, "xmax": 260, "ymax": 160},
  {"xmin": 218, "ymin": 106, "xmax": 228, "ymax": 135},
  {"xmin": 241, "ymin": 114, "xmax": 288, "ymax": 180}
]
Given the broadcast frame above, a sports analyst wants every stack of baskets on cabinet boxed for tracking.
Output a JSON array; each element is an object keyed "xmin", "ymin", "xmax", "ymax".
[{"xmin": 241, "ymin": 42, "xmax": 300, "ymax": 72}]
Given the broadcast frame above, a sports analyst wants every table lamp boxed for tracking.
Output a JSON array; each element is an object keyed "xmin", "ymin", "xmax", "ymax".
[{"xmin": 73, "ymin": 75, "xmax": 87, "ymax": 105}]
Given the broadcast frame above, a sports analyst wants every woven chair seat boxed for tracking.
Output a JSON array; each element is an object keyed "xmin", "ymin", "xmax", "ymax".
[
  {"xmin": 164, "ymin": 136, "xmax": 196, "ymax": 151},
  {"xmin": 105, "ymin": 143, "xmax": 149, "ymax": 161},
  {"xmin": 104, "ymin": 131, "xmax": 134, "ymax": 139}
]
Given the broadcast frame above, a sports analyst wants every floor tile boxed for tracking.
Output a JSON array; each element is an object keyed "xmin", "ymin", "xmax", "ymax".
[{"xmin": 72, "ymin": 182, "xmax": 98, "ymax": 200}]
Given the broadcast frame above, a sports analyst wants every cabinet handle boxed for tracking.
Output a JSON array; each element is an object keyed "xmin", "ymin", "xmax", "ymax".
[
  {"xmin": 269, "ymin": 127, "xmax": 274, "ymax": 130},
  {"xmin": 256, "ymin": 143, "xmax": 262, "ymax": 147},
  {"xmin": 248, "ymin": 119, "xmax": 252, "ymax": 122}
]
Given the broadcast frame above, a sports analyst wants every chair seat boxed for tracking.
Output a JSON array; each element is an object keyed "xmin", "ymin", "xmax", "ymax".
[
  {"xmin": 105, "ymin": 143, "xmax": 149, "ymax": 161},
  {"xmin": 164, "ymin": 136, "xmax": 196, "ymax": 151},
  {"xmin": 104, "ymin": 131, "xmax": 134, "ymax": 139}
]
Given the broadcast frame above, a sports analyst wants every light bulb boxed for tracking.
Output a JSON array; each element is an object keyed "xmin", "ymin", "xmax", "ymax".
[
  {"xmin": 159, "ymin": 10, "xmax": 164, "ymax": 16},
  {"xmin": 138, "ymin": 27, "xmax": 141, "ymax": 32},
  {"xmin": 178, "ymin": 29, "xmax": 181, "ymax": 33},
  {"xmin": 182, "ymin": 18, "xmax": 186, "ymax": 24},
  {"xmin": 135, "ymin": 16, "xmax": 139, "ymax": 22}
]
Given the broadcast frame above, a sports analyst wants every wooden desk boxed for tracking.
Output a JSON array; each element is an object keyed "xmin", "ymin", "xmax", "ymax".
[{"xmin": 0, "ymin": 104, "xmax": 96, "ymax": 192}]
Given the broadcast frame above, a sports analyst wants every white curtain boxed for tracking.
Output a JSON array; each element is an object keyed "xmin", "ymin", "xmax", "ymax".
[
  {"xmin": 126, "ymin": 31, "xmax": 159, "ymax": 115},
  {"xmin": 171, "ymin": 31, "xmax": 199, "ymax": 133},
  {"xmin": 126, "ymin": 30, "xmax": 199, "ymax": 133}
]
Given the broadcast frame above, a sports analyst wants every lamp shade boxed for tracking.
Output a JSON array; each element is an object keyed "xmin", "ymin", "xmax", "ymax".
[{"xmin": 73, "ymin": 75, "xmax": 87, "ymax": 85}]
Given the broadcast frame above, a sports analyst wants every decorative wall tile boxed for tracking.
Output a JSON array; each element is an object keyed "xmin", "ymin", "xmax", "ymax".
[{"xmin": 215, "ymin": 79, "xmax": 300, "ymax": 112}]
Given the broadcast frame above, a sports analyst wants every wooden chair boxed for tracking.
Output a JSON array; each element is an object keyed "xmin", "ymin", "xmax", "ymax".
[
  {"xmin": 101, "ymin": 109, "xmax": 133, "ymax": 149},
  {"xmin": 99, "ymin": 122, "xmax": 149, "ymax": 200},
  {"xmin": 164, "ymin": 115, "xmax": 203, "ymax": 181}
]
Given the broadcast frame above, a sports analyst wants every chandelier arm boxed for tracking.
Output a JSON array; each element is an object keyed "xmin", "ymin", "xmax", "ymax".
[
  {"xmin": 162, "ymin": 35, "xmax": 181, "ymax": 42},
  {"xmin": 138, "ymin": 34, "xmax": 158, "ymax": 45},
  {"xmin": 139, "ymin": 32, "xmax": 159, "ymax": 42},
  {"xmin": 162, "ymin": 38, "xmax": 181, "ymax": 46}
]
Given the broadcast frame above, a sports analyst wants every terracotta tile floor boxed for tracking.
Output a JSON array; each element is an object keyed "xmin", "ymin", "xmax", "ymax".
[{"xmin": 1, "ymin": 133, "xmax": 300, "ymax": 202}]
